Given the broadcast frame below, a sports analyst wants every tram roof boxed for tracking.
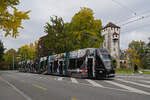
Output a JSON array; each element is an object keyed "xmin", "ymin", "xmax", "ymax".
[{"xmin": 47, "ymin": 48, "xmax": 97, "ymax": 59}]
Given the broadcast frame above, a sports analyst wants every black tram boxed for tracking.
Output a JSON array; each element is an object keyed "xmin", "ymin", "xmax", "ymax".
[{"xmin": 19, "ymin": 48, "xmax": 115, "ymax": 78}]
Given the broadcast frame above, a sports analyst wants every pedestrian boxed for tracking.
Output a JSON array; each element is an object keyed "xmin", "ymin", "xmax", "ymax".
[{"xmin": 134, "ymin": 64, "xmax": 138, "ymax": 73}]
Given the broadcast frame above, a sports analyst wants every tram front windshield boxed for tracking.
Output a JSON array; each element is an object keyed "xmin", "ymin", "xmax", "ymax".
[
  {"xmin": 101, "ymin": 54, "xmax": 112, "ymax": 70},
  {"xmin": 101, "ymin": 54, "xmax": 111, "ymax": 61}
]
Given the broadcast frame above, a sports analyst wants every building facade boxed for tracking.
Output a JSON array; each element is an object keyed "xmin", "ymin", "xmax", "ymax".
[
  {"xmin": 37, "ymin": 35, "xmax": 51, "ymax": 57},
  {"xmin": 102, "ymin": 22, "xmax": 120, "ymax": 68}
]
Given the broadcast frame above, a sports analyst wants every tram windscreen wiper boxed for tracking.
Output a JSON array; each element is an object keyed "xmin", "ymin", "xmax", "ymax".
[{"xmin": 101, "ymin": 54, "xmax": 111, "ymax": 60}]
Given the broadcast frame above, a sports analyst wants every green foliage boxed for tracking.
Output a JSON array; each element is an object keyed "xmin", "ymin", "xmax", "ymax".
[
  {"xmin": 17, "ymin": 43, "xmax": 37, "ymax": 61},
  {"xmin": 116, "ymin": 68, "xmax": 134, "ymax": 74},
  {"xmin": 127, "ymin": 49, "xmax": 140, "ymax": 68},
  {"xmin": 43, "ymin": 16, "xmax": 76, "ymax": 55},
  {"xmin": 0, "ymin": 40, "xmax": 5, "ymax": 61},
  {"xmin": 0, "ymin": 0, "xmax": 30, "ymax": 38},
  {"xmin": 70, "ymin": 7, "xmax": 103, "ymax": 48},
  {"xmin": 128, "ymin": 40, "xmax": 149, "ymax": 69},
  {"xmin": 3, "ymin": 49, "xmax": 16, "ymax": 69},
  {"xmin": 111, "ymin": 57, "xmax": 117, "ymax": 68},
  {"xmin": 145, "ymin": 38, "xmax": 150, "ymax": 69},
  {"xmin": 42, "ymin": 7, "xmax": 103, "ymax": 55},
  {"xmin": 129, "ymin": 40, "xmax": 146, "ymax": 57}
]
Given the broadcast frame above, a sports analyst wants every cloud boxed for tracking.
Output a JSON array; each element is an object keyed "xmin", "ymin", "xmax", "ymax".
[
  {"xmin": 120, "ymin": 31, "xmax": 149, "ymax": 49},
  {"xmin": 1, "ymin": 0, "xmax": 150, "ymax": 51}
]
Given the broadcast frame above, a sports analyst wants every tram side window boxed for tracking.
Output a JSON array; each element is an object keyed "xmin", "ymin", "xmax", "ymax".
[
  {"xmin": 44, "ymin": 60, "xmax": 47, "ymax": 67},
  {"xmin": 46, "ymin": 59, "xmax": 48, "ymax": 66},
  {"xmin": 41, "ymin": 61, "xmax": 44, "ymax": 68},
  {"xmin": 68, "ymin": 59, "xmax": 76, "ymax": 69},
  {"xmin": 77, "ymin": 58, "xmax": 84, "ymax": 69},
  {"xmin": 96, "ymin": 55, "xmax": 103, "ymax": 67}
]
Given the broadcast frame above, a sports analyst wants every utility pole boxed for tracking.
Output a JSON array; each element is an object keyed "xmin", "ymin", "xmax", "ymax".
[{"xmin": 13, "ymin": 54, "xmax": 15, "ymax": 70}]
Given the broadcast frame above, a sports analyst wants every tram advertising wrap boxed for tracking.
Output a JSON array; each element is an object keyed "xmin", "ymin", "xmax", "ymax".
[{"xmin": 18, "ymin": 48, "xmax": 115, "ymax": 78}]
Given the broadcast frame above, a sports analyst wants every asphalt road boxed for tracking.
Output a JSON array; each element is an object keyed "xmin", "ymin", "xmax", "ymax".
[{"xmin": 0, "ymin": 71, "xmax": 150, "ymax": 100}]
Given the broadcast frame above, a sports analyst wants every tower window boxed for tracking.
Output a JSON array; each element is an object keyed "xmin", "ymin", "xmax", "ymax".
[
  {"xmin": 114, "ymin": 48, "xmax": 115, "ymax": 52},
  {"xmin": 115, "ymin": 35, "xmax": 118, "ymax": 38}
]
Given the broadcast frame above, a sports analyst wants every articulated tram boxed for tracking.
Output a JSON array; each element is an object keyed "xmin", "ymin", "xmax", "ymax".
[{"xmin": 18, "ymin": 48, "xmax": 115, "ymax": 78}]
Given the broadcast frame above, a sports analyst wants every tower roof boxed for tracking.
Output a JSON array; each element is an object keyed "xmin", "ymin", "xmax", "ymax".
[{"xmin": 103, "ymin": 22, "xmax": 120, "ymax": 29}]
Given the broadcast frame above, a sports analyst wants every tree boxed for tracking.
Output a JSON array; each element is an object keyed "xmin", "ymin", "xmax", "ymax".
[
  {"xmin": 0, "ymin": 0, "xmax": 30, "ymax": 37},
  {"xmin": 128, "ymin": 40, "xmax": 147, "ymax": 68},
  {"xmin": 129, "ymin": 40, "xmax": 146, "ymax": 55},
  {"xmin": 17, "ymin": 43, "xmax": 37, "ymax": 61},
  {"xmin": 145, "ymin": 38, "xmax": 150, "ymax": 69},
  {"xmin": 126, "ymin": 49, "xmax": 140, "ymax": 68},
  {"xmin": 3, "ymin": 49, "xmax": 16, "ymax": 69},
  {"xmin": 43, "ymin": 16, "xmax": 75, "ymax": 55},
  {"xmin": 70, "ymin": 7, "xmax": 103, "ymax": 49},
  {"xmin": 42, "ymin": 7, "xmax": 103, "ymax": 56},
  {"xmin": 0, "ymin": 40, "xmax": 5, "ymax": 61}
]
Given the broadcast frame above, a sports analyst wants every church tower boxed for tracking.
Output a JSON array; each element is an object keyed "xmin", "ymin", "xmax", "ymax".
[{"xmin": 102, "ymin": 22, "xmax": 120, "ymax": 68}]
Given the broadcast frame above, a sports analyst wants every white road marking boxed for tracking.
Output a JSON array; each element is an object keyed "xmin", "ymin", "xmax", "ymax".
[
  {"xmin": 141, "ymin": 80, "xmax": 150, "ymax": 84},
  {"xmin": 58, "ymin": 77, "xmax": 64, "ymax": 81},
  {"xmin": 39, "ymin": 77, "xmax": 43, "ymax": 79},
  {"xmin": 105, "ymin": 80, "xmax": 150, "ymax": 95},
  {"xmin": 116, "ymin": 76, "xmax": 150, "ymax": 79},
  {"xmin": 71, "ymin": 78, "xmax": 78, "ymax": 84},
  {"xmin": 43, "ymin": 78, "xmax": 47, "ymax": 80},
  {"xmin": 117, "ymin": 79, "xmax": 150, "ymax": 88},
  {"xmin": 85, "ymin": 79, "xmax": 103, "ymax": 87},
  {"xmin": 0, "ymin": 77, "xmax": 32, "ymax": 100}
]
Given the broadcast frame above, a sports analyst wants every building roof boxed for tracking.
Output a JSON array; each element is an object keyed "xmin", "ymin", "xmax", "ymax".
[
  {"xmin": 103, "ymin": 22, "xmax": 120, "ymax": 29},
  {"xmin": 39, "ymin": 34, "xmax": 48, "ymax": 40}
]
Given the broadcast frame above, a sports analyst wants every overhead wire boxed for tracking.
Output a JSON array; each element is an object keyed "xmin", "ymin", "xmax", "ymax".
[
  {"xmin": 120, "ymin": 14, "xmax": 150, "ymax": 26},
  {"xmin": 121, "ymin": 22, "xmax": 150, "ymax": 33},
  {"xmin": 111, "ymin": 0, "xmax": 150, "ymax": 45},
  {"xmin": 111, "ymin": 0, "xmax": 150, "ymax": 26},
  {"xmin": 116, "ymin": 10, "xmax": 150, "ymax": 25},
  {"xmin": 111, "ymin": 0, "xmax": 137, "ymax": 15}
]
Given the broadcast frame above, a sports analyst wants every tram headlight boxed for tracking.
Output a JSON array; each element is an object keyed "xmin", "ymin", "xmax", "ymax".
[{"xmin": 99, "ymin": 70, "xmax": 103, "ymax": 73}]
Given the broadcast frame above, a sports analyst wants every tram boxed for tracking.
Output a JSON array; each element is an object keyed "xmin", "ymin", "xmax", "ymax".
[{"xmin": 19, "ymin": 48, "xmax": 115, "ymax": 78}]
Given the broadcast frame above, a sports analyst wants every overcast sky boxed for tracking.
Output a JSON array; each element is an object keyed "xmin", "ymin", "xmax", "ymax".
[{"xmin": 1, "ymin": 0, "xmax": 150, "ymax": 50}]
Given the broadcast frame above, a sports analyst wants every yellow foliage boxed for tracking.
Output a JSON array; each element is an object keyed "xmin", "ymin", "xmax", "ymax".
[
  {"xmin": 18, "ymin": 43, "xmax": 37, "ymax": 61},
  {"xmin": 0, "ymin": 0, "xmax": 30, "ymax": 38},
  {"xmin": 127, "ymin": 49, "xmax": 141, "ymax": 68}
]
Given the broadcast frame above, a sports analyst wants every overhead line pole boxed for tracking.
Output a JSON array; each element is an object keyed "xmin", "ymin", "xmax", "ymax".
[{"xmin": 13, "ymin": 53, "xmax": 15, "ymax": 70}]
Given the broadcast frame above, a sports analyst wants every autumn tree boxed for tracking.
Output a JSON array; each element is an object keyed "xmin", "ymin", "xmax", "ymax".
[
  {"xmin": 126, "ymin": 49, "xmax": 140, "ymax": 68},
  {"xmin": 3, "ymin": 49, "xmax": 16, "ymax": 69},
  {"xmin": 128, "ymin": 40, "xmax": 147, "ymax": 68},
  {"xmin": 0, "ymin": 0, "xmax": 30, "ymax": 37},
  {"xmin": 43, "ymin": 16, "xmax": 75, "ymax": 55},
  {"xmin": 42, "ymin": 7, "xmax": 103, "ymax": 56},
  {"xmin": 145, "ymin": 38, "xmax": 150, "ymax": 69},
  {"xmin": 0, "ymin": 40, "xmax": 5, "ymax": 61},
  {"xmin": 17, "ymin": 43, "xmax": 37, "ymax": 61},
  {"xmin": 70, "ymin": 7, "xmax": 103, "ymax": 49}
]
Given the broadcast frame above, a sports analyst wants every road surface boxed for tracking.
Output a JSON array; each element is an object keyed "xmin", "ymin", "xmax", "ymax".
[{"xmin": 0, "ymin": 71, "xmax": 150, "ymax": 100}]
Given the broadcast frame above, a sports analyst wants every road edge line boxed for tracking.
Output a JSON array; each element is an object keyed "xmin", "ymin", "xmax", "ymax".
[{"xmin": 0, "ymin": 77, "xmax": 32, "ymax": 100}]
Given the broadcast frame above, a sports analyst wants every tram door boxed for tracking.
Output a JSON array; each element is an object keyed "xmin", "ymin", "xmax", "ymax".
[
  {"xmin": 59, "ymin": 61, "xmax": 63, "ymax": 75},
  {"xmin": 87, "ymin": 58, "xmax": 93, "ymax": 78}
]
